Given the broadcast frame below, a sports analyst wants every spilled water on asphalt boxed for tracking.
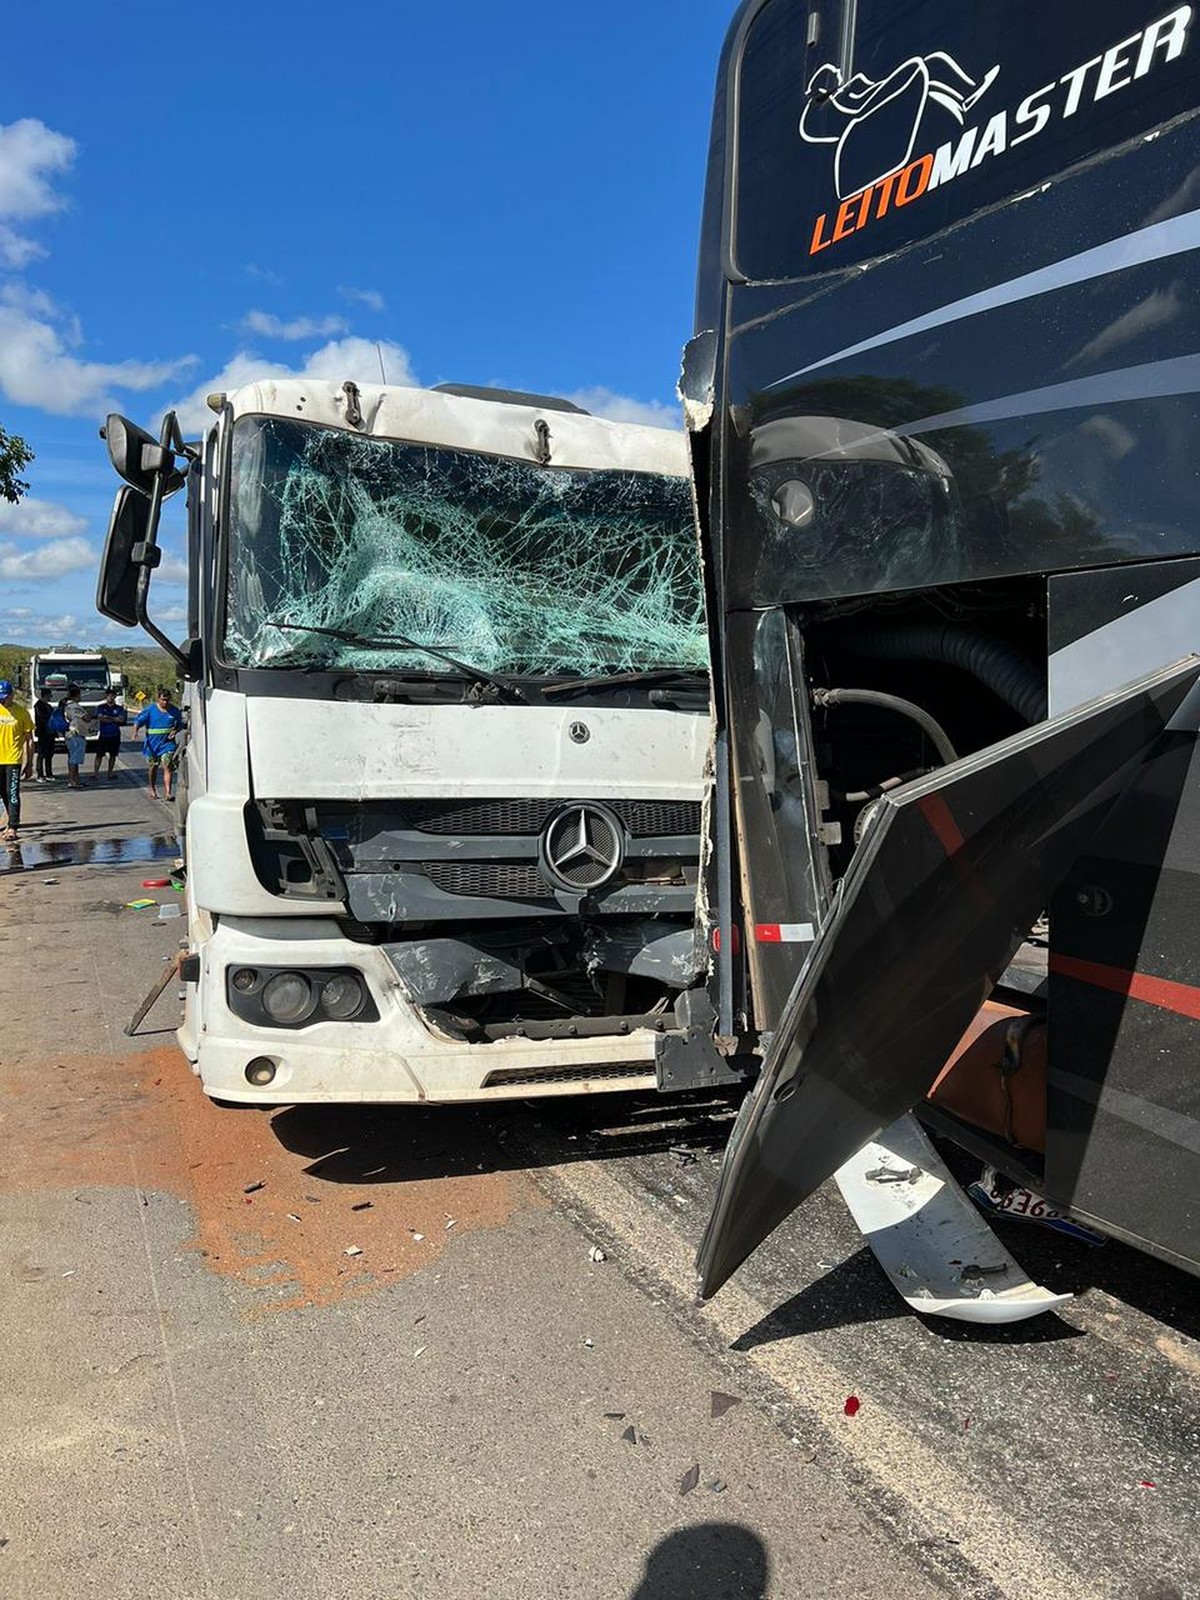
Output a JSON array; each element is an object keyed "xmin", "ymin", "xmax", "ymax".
[{"xmin": 0, "ymin": 833, "xmax": 178, "ymax": 872}]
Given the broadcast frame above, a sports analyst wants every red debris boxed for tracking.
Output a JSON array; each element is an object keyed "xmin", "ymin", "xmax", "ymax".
[
  {"xmin": 153, "ymin": 1078, "xmax": 162, "ymax": 1087},
  {"xmin": 844, "ymin": 1395, "xmax": 861, "ymax": 1418},
  {"xmin": 964, "ymin": 1417, "xmax": 972, "ymax": 1431},
  {"xmin": 1138, "ymin": 1479, "xmax": 1157, "ymax": 1489}
]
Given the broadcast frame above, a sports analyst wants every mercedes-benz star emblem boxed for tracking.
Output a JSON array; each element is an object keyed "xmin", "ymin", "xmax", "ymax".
[{"xmin": 541, "ymin": 803, "xmax": 624, "ymax": 892}]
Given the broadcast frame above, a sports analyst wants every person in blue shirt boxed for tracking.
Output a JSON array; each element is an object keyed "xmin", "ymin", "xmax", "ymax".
[
  {"xmin": 134, "ymin": 687, "xmax": 184, "ymax": 802},
  {"xmin": 93, "ymin": 689, "xmax": 128, "ymax": 781}
]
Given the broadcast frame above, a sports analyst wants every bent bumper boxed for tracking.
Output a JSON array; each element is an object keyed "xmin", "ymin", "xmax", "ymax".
[{"xmin": 186, "ymin": 916, "xmax": 661, "ymax": 1105}]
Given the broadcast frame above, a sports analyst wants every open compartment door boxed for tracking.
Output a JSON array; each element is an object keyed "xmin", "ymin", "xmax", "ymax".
[{"xmin": 696, "ymin": 657, "xmax": 1200, "ymax": 1299}]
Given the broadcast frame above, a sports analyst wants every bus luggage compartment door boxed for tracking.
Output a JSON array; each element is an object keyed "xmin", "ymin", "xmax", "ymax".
[{"xmin": 696, "ymin": 656, "xmax": 1200, "ymax": 1300}]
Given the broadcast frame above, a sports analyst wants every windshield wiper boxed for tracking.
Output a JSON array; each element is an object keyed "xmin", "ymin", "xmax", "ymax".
[
  {"xmin": 264, "ymin": 620, "xmax": 532, "ymax": 704},
  {"xmin": 542, "ymin": 667, "xmax": 710, "ymax": 699}
]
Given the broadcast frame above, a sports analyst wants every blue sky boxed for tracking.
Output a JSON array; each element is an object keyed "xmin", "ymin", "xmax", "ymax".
[{"xmin": 0, "ymin": 1, "xmax": 734, "ymax": 648}]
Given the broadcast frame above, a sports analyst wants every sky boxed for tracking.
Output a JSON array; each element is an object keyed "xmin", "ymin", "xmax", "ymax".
[{"xmin": 0, "ymin": 0, "xmax": 735, "ymax": 648}]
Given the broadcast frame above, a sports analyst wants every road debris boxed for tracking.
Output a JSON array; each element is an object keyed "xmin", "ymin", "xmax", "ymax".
[
  {"xmin": 679, "ymin": 1463, "xmax": 700, "ymax": 1496},
  {"xmin": 706, "ymin": 1479, "xmax": 727, "ymax": 1494},
  {"xmin": 286, "ymin": 1213, "xmax": 302, "ymax": 1224},
  {"xmin": 710, "ymin": 1391, "xmax": 741, "ymax": 1420},
  {"xmin": 589, "ymin": 1245, "xmax": 607, "ymax": 1263},
  {"xmin": 583, "ymin": 1338, "xmax": 594, "ymax": 1348},
  {"xmin": 351, "ymin": 1201, "xmax": 373, "ymax": 1212},
  {"xmin": 413, "ymin": 1346, "xmax": 427, "ymax": 1358},
  {"xmin": 125, "ymin": 898, "xmax": 156, "ymax": 910},
  {"xmin": 142, "ymin": 878, "xmax": 171, "ymax": 888},
  {"xmin": 603, "ymin": 1411, "xmax": 626, "ymax": 1421},
  {"xmin": 243, "ymin": 1181, "xmax": 265, "ymax": 1195},
  {"xmin": 345, "ymin": 1246, "xmax": 363, "ymax": 1258},
  {"xmin": 445, "ymin": 1217, "xmax": 457, "ymax": 1230},
  {"xmin": 844, "ymin": 1395, "xmax": 862, "ymax": 1418}
]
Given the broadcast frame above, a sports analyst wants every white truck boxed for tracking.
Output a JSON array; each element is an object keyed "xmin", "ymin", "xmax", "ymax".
[
  {"xmin": 98, "ymin": 379, "xmax": 742, "ymax": 1105},
  {"xmin": 28, "ymin": 649, "xmax": 121, "ymax": 747}
]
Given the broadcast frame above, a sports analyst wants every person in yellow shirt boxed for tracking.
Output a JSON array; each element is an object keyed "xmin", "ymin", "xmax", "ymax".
[{"xmin": 0, "ymin": 680, "xmax": 34, "ymax": 843}]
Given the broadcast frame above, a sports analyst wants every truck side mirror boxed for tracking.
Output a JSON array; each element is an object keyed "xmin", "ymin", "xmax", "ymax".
[
  {"xmin": 96, "ymin": 486, "xmax": 150, "ymax": 627},
  {"xmin": 103, "ymin": 414, "xmax": 186, "ymax": 498}
]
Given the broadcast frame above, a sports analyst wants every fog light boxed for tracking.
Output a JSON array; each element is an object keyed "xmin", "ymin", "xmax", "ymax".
[
  {"xmin": 262, "ymin": 971, "xmax": 314, "ymax": 1023},
  {"xmin": 245, "ymin": 1057, "xmax": 277, "ymax": 1086},
  {"xmin": 231, "ymin": 967, "xmax": 258, "ymax": 993},
  {"xmin": 320, "ymin": 973, "xmax": 365, "ymax": 1020}
]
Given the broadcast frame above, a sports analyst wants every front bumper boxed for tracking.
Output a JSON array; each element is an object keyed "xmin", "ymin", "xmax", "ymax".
[{"xmin": 186, "ymin": 916, "xmax": 665, "ymax": 1105}]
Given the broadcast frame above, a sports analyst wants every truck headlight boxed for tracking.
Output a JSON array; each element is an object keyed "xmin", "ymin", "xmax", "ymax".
[
  {"xmin": 226, "ymin": 965, "xmax": 379, "ymax": 1028},
  {"xmin": 320, "ymin": 973, "xmax": 365, "ymax": 1020},
  {"xmin": 262, "ymin": 972, "xmax": 315, "ymax": 1023}
]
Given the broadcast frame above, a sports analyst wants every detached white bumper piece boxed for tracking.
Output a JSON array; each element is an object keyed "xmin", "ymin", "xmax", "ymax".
[{"xmin": 835, "ymin": 1115, "xmax": 1072, "ymax": 1324}]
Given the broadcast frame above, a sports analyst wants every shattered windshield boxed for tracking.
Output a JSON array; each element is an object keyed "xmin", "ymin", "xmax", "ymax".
[{"xmin": 222, "ymin": 416, "xmax": 707, "ymax": 677}]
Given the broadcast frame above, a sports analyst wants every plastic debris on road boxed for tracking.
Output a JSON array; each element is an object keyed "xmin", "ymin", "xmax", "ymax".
[
  {"xmin": 710, "ymin": 1391, "xmax": 741, "ymax": 1419},
  {"xmin": 844, "ymin": 1395, "xmax": 862, "ymax": 1417},
  {"xmin": 243, "ymin": 1181, "xmax": 265, "ymax": 1194},
  {"xmin": 589, "ymin": 1246, "xmax": 607, "ymax": 1263},
  {"xmin": 125, "ymin": 898, "xmax": 156, "ymax": 910},
  {"xmin": 344, "ymin": 1245, "xmax": 363, "ymax": 1257},
  {"xmin": 679, "ymin": 1464, "xmax": 700, "ymax": 1496}
]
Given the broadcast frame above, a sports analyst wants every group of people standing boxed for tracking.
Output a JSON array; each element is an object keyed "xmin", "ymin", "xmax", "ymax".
[{"xmin": 0, "ymin": 679, "xmax": 184, "ymax": 844}]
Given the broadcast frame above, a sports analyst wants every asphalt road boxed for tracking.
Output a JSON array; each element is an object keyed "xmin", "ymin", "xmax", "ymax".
[{"xmin": 1, "ymin": 759, "xmax": 1196, "ymax": 1600}]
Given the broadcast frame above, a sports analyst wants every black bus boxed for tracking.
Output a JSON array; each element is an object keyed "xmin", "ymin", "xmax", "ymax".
[{"xmin": 686, "ymin": 0, "xmax": 1200, "ymax": 1298}]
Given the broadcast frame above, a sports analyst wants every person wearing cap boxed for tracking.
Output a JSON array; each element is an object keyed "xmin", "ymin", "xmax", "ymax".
[{"xmin": 0, "ymin": 680, "xmax": 34, "ymax": 843}]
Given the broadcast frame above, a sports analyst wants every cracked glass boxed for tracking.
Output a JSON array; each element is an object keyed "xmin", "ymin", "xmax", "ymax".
[{"xmin": 223, "ymin": 416, "xmax": 706, "ymax": 676}]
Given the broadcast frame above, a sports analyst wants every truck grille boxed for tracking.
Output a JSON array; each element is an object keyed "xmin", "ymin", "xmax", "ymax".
[
  {"xmin": 422, "ymin": 861, "xmax": 553, "ymax": 899},
  {"xmin": 407, "ymin": 798, "xmax": 700, "ymax": 837}
]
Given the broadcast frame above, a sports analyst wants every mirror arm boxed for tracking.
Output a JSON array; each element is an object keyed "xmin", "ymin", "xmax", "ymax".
[{"xmin": 133, "ymin": 410, "xmax": 191, "ymax": 675}]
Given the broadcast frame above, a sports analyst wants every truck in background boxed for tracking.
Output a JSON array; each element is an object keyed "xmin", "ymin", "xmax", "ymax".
[
  {"xmin": 98, "ymin": 381, "xmax": 748, "ymax": 1106},
  {"xmin": 28, "ymin": 648, "xmax": 122, "ymax": 748},
  {"xmin": 684, "ymin": 0, "xmax": 1200, "ymax": 1301}
]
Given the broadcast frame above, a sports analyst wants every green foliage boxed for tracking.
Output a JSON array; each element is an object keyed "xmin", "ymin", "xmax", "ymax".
[{"xmin": 0, "ymin": 425, "xmax": 34, "ymax": 504}]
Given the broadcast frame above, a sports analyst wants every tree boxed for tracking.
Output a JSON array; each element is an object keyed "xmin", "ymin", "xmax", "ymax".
[{"xmin": 1, "ymin": 425, "xmax": 34, "ymax": 504}]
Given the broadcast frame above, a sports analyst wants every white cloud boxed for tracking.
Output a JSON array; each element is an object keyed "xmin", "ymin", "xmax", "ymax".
[
  {"xmin": 0, "ymin": 535, "xmax": 94, "ymax": 582},
  {"xmin": 0, "ymin": 496, "xmax": 87, "ymax": 539},
  {"xmin": 171, "ymin": 336, "xmax": 417, "ymax": 432},
  {"xmin": 0, "ymin": 298, "xmax": 198, "ymax": 417},
  {"xmin": 0, "ymin": 118, "xmax": 76, "ymax": 267},
  {"xmin": 245, "ymin": 263, "xmax": 284, "ymax": 285},
  {"xmin": 340, "ymin": 285, "xmax": 385, "ymax": 313},
  {"xmin": 565, "ymin": 386, "xmax": 678, "ymax": 428},
  {"xmin": 241, "ymin": 310, "xmax": 349, "ymax": 341},
  {"xmin": 0, "ymin": 607, "xmax": 82, "ymax": 644},
  {"xmin": 156, "ymin": 553, "xmax": 189, "ymax": 584}
]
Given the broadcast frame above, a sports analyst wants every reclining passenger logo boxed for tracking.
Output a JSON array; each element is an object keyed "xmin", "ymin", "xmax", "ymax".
[
  {"xmin": 800, "ymin": 51, "xmax": 999, "ymax": 202},
  {"xmin": 798, "ymin": 7, "xmax": 1193, "ymax": 258}
]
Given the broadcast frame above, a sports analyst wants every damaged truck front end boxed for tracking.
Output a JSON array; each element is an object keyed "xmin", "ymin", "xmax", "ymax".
[{"xmin": 99, "ymin": 381, "xmax": 748, "ymax": 1103}]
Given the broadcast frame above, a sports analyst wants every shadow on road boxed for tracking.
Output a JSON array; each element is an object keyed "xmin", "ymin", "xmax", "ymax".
[
  {"xmin": 269, "ymin": 1089, "xmax": 739, "ymax": 1185},
  {"xmin": 628, "ymin": 1523, "xmax": 768, "ymax": 1600}
]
